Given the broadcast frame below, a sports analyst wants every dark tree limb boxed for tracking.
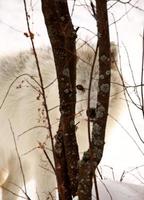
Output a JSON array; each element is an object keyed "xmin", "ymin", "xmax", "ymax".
[
  {"xmin": 78, "ymin": 1, "xmax": 111, "ymax": 199},
  {"xmin": 41, "ymin": 0, "xmax": 79, "ymax": 199}
]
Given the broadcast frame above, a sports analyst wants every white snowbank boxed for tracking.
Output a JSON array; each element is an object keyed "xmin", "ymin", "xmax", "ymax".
[
  {"xmin": 97, "ymin": 180, "xmax": 144, "ymax": 200},
  {"xmin": 73, "ymin": 180, "xmax": 144, "ymax": 200},
  {"xmin": 0, "ymin": 180, "xmax": 143, "ymax": 200}
]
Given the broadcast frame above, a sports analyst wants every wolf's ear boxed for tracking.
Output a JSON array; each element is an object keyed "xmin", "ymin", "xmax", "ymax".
[{"xmin": 110, "ymin": 42, "xmax": 117, "ymax": 70}]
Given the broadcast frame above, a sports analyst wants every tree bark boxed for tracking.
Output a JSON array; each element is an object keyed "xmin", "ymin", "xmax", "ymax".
[
  {"xmin": 41, "ymin": 0, "xmax": 79, "ymax": 199},
  {"xmin": 78, "ymin": 1, "xmax": 111, "ymax": 199}
]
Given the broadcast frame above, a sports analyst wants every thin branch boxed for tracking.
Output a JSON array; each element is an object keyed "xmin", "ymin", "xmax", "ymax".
[
  {"xmin": 2, "ymin": 186, "xmax": 27, "ymax": 199},
  {"xmin": 22, "ymin": 0, "xmax": 56, "ymax": 170},
  {"xmin": 108, "ymin": 114, "xmax": 144, "ymax": 155},
  {"xmin": 0, "ymin": 73, "xmax": 40, "ymax": 110},
  {"xmin": 9, "ymin": 120, "xmax": 27, "ymax": 196},
  {"xmin": 44, "ymin": 78, "xmax": 57, "ymax": 90},
  {"xmin": 87, "ymin": 42, "xmax": 99, "ymax": 200},
  {"xmin": 97, "ymin": 179, "xmax": 113, "ymax": 200},
  {"xmin": 18, "ymin": 125, "xmax": 48, "ymax": 137},
  {"xmin": 110, "ymin": 0, "xmax": 140, "ymax": 25},
  {"xmin": 71, "ymin": 0, "xmax": 76, "ymax": 17},
  {"xmin": 38, "ymin": 142, "xmax": 56, "ymax": 174},
  {"xmin": 140, "ymin": 28, "xmax": 144, "ymax": 118},
  {"xmin": 122, "ymin": 42, "xmax": 141, "ymax": 106}
]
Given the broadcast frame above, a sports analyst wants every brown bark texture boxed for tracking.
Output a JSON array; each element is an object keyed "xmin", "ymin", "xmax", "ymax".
[
  {"xmin": 41, "ymin": 0, "xmax": 79, "ymax": 199},
  {"xmin": 77, "ymin": 1, "xmax": 111, "ymax": 200}
]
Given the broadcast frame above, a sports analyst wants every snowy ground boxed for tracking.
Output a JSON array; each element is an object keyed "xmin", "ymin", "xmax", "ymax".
[
  {"xmin": 94, "ymin": 180, "xmax": 144, "ymax": 200},
  {"xmin": 72, "ymin": 180, "xmax": 144, "ymax": 200},
  {"xmin": 98, "ymin": 181, "xmax": 144, "ymax": 200},
  {"xmin": 0, "ymin": 180, "xmax": 144, "ymax": 200}
]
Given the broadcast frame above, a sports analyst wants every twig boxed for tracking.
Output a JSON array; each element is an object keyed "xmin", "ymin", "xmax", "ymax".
[
  {"xmin": 18, "ymin": 125, "xmax": 48, "ymax": 137},
  {"xmin": 2, "ymin": 186, "xmax": 27, "ymax": 199},
  {"xmin": 22, "ymin": 0, "xmax": 56, "ymax": 177},
  {"xmin": 0, "ymin": 73, "xmax": 40, "ymax": 110},
  {"xmin": 9, "ymin": 120, "xmax": 28, "ymax": 197},
  {"xmin": 109, "ymin": 114, "xmax": 144, "ymax": 155},
  {"xmin": 87, "ymin": 41, "xmax": 99, "ymax": 200},
  {"xmin": 38, "ymin": 142, "xmax": 56, "ymax": 174}
]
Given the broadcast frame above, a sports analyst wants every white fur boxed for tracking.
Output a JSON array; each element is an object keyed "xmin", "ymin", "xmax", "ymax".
[{"xmin": 0, "ymin": 44, "xmax": 122, "ymax": 199}]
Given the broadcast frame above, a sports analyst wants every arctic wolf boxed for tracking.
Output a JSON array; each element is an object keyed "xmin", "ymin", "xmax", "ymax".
[{"xmin": 0, "ymin": 43, "xmax": 122, "ymax": 199}]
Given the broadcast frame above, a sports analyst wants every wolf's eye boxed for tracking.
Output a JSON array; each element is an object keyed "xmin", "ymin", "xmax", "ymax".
[
  {"xmin": 76, "ymin": 84, "xmax": 85, "ymax": 92},
  {"xmin": 86, "ymin": 108, "xmax": 96, "ymax": 119}
]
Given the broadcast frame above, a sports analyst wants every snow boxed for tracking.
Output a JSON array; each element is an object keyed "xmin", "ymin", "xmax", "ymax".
[
  {"xmin": 72, "ymin": 180, "xmax": 144, "ymax": 200},
  {"xmin": 97, "ymin": 180, "xmax": 144, "ymax": 200},
  {"xmin": 0, "ymin": 180, "xmax": 143, "ymax": 200}
]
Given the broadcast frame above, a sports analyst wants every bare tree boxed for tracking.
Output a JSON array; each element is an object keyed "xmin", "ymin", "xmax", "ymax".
[
  {"xmin": 41, "ymin": 0, "xmax": 111, "ymax": 199},
  {"xmin": 41, "ymin": 0, "xmax": 79, "ymax": 199},
  {"xmin": 77, "ymin": 1, "xmax": 111, "ymax": 199}
]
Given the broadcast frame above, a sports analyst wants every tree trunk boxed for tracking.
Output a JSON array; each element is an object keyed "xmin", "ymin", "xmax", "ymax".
[
  {"xmin": 78, "ymin": 1, "xmax": 111, "ymax": 199},
  {"xmin": 41, "ymin": 0, "xmax": 79, "ymax": 199}
]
